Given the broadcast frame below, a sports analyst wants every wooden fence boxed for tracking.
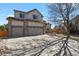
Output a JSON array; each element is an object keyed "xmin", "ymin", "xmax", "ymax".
[{"xmin": 0, "ymin": 29, "xmax": 8, "ymax": 38}]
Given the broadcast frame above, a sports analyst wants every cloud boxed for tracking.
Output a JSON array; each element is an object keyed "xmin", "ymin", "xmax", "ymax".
[
  {"xmin": 6, "ymin": 14, "xmax": 14, "ymax": 17},
  {"xmin": 0, "ymin": 13, "xmax": 14, "ymax": 17}
]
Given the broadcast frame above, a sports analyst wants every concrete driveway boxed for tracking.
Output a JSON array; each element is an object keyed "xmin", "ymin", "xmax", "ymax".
[{"xmin": 0, "ymin": 34, "xmax": 79, "ymax": 56}]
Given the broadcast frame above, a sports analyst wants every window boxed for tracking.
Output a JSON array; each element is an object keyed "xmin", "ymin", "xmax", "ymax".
[
  {"xmin": 33, "ymin": 15, "xmax": 38, "ymax": 19},
  {"xmin": 19, "ymin": 13, "xmax": 25, "ymax": 18}
]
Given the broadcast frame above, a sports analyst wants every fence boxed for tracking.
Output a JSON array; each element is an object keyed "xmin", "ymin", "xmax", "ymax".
[{"xmin": 0, "ymin": 29, "xmax": 8, "ymax": 38}]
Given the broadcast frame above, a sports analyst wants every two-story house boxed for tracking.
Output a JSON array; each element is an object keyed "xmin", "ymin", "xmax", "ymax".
[{"xmin": 7, "ymin": 9, "xmax": 47, "ymax": 37}]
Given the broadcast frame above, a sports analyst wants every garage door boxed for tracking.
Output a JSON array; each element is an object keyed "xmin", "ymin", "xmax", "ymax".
[
  {"xmin": 11, "ymin": 26, "xmax": 23, "ymax": 37},
  {"xmin": 28, "ymin": 27, "xmax": 43, "ymax": 36}
]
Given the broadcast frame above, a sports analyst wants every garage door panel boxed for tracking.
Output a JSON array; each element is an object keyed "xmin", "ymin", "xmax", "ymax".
[
  {"xmin": 28, "ymin": 27, "xmax": 43, "ymax": 35},
  {"xmin": 12, "ymin": 26, "xmax": 23, "ymax": 37}
]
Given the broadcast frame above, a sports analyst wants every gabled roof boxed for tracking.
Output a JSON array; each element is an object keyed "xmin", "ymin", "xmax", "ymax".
[{"xmin": 14, "ymin": 9, "xmax": 43, "ymax": 17}]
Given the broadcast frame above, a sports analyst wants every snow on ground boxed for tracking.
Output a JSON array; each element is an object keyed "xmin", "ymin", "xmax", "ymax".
[{"xmin": 1, "ymin": 34, "xmax": 79, "ymax": 56}]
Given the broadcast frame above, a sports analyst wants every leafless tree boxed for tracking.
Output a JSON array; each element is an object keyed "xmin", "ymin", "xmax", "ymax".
[{"xmin": 47, "ymin": 3, "xmax": 79, "ymax": 56}]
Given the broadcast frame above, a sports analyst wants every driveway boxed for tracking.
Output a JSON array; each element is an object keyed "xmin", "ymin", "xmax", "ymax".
[{"xmin": 1, "ymin": 34, "xmax": 79, "ymax": 56}]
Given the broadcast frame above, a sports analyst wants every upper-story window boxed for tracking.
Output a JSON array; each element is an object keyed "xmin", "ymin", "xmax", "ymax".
[
  {"xmin": 19, "ymin": 13, "xmax": 25, "ymax": 18},
  {"xmin": 33, "ymin": 15, "xmax": 38, "ymax": 19}
]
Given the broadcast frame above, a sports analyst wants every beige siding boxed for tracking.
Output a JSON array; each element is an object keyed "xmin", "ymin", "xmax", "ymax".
[
  {"xmin": 14, "ymin": 10, "xmax": 43, "ymax": 20},
  {"xmin": 14, "ymin": 12, "xmax": 28, "ymax": 19},
  {"xmin": 14, "ymin": 12, "xmax": 20, "ymax": 19},
  {"xmin": 28, "ymin": 10, "xmax": 43, "ymax": 20},
  {"xmin": 28, "ymin": 22, "xmax": 43, "ymax": 27},
  {"xmin": 28, "ymin": 10, "xmax": 42, "ymax": 20},
  {"xmin": 12, "ymin": 20, "xmax": 23, "ymax": 26}
]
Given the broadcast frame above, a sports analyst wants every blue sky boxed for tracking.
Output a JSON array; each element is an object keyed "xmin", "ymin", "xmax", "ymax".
[
  {"xmin": 0, "ymin": 3, "xmax": 50, "ymax": 25},
  {"xmin": 1, "ymin": 3, "xmax": 79, "ymax": 28}
]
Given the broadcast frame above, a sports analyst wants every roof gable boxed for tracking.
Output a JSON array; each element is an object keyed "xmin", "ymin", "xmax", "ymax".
[
  {"xmin": 14, "ymin": 9, "xmax": 43, "ymax": 17},
  {"xmin": 27, "ymin": 9, "xmax": 43, "ymax": 17}
]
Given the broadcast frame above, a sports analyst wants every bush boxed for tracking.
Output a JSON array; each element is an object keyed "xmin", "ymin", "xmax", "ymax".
[
  {"xmin": 0, "ymin": 24, "xmax": 8, "ymax": 38},
  {"xmin": 0, "ymin": 29, "xmax": 8, "ymax": 38},
  {"xmin": 0, "ymin": 24, "xmax": 8, "ymax": 31},
  {"xmin": 52, "ymin": 29, "xmax": 63, "ymax": 34}
]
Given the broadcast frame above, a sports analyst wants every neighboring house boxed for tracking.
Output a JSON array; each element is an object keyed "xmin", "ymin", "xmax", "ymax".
[
  {"xmin": 54, "ymin": 15, "xmax": 79, "ymax": 34},
  {"xmin": 45, "ymin": 23, "xmax": 51, "ymax": 33},
  {"xmin": 72, "ymin": 15, "xmax": 79, "ymax": 30},
  {"xmin": 70, "ymin": 15, "xmax": 79, "ymax": 34},
  {"xmin": 7, "ymin": 9, "xmax": 48, "ymax": 37}
]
